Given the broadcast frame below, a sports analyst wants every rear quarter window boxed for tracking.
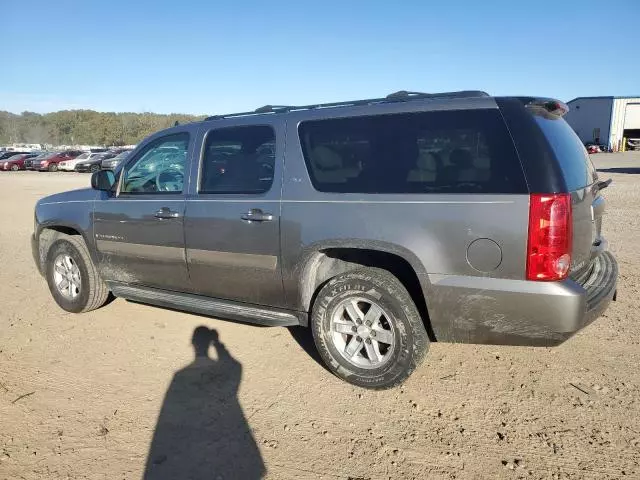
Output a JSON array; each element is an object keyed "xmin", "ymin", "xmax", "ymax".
[
  {"xmin": 533, "ymin": 114, "xmax": 597, "ymax": 191},
  {"xmin": 298, "ymin": 109, "xmax": 527, "ymax": 194}
]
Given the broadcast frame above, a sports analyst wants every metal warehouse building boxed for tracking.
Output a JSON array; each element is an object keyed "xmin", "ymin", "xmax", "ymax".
[{"xmin": 564, "ymin": 96, "xmax": 640, "ymax": 151}]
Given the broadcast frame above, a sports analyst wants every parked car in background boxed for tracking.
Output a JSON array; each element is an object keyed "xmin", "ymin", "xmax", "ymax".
[
  {"xmin": 101, "ymin": 150, "xmax": 131, "ymax": 170},
  {"xmin": 0, "ymin": 153, "xmax": 40, "ymax": 171},
  {"xmin": 58, "ymin": 152, "xmax": 100, "ymax": 171},
  {"xmin": 31, "ymin": 151, "xmax": 83, "ymax": 172},
  {"xmin": 74, "ymin": 152, "xmax": 116, "ymax": 173},
  {"xmin": 0, "ymin": 151, "xmax": 30, "ymax": 161},
  {"xmin": 585, "ymin": 142, "xmax": 610, "ymax": 154},
  {"xmin": 586, "ymin": 144, "xmax": 601, "ymax": 154},
  {"xmin": 627, "ymin": 138, "xmax": 640, "ymax": 151},
  {"xmin": 24, "ymin": 152, "xmax": 51, "ymax": 170}
]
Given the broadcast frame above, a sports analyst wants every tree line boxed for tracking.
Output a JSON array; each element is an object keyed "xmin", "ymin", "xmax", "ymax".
[{"xmin": 0, "ymin": 110, "xmax": 206, "ymax": 147}]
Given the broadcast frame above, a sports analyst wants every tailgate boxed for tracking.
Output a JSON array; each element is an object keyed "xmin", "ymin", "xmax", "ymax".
[{"xmin": 570, "ymin": 184, "xmax": 606, "ymax": 282}]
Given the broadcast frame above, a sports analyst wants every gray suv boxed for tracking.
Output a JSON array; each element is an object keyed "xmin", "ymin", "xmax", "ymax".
[{"xmin": 31, "ymin": 91, "xmax": 618, "ymax": 389}]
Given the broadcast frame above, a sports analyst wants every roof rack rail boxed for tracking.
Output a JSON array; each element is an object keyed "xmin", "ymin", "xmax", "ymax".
[
  {"xmin": 204, "ymin": 90, "xmax": 490, "ymax": 121},
  {"xmin": 386, "ymin": 90, "xmax": 489, "ymax": 100},
  {"xmin": 254, "ymin": 105, "xmax": 291, "ymax": 114}
]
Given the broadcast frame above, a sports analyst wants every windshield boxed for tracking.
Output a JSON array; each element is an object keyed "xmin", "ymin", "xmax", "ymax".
[
  {"xmin": 41, "ymin": 152, "xmax": 59, "ymax": 160},
  {"xmin": 75, "ymin": 153, "xmax": 91, "ymax": 160},
  {"xmin": 533, "ymin": 114, "xmax": 597, "ymax": 191}
]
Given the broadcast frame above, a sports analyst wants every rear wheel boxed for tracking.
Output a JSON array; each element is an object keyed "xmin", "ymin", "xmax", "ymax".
[
  {"xmin": 48, "ymin": 163, "xmax": 58, "ymax": 172},
  {"xmin": 45, "ymin": 236, "xmax": 109, "ymax": 313},
  {"xmin": 10, "ymin": 164, "xmax": 18, "ymax": 171},
  {"xmin": 311, "ymin": 268, "xmax": 429, "ymax": 389}
]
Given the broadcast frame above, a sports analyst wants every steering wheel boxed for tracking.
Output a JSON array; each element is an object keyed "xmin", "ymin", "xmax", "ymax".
[{"xmin": 155, "ymin": 168, "xmax": 184, "ymax": 192}]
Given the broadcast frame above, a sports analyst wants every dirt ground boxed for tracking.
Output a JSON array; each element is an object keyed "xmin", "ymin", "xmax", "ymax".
[{"xmin": 1, "ymin": 153, "xmax": 639, "ymax": 480}]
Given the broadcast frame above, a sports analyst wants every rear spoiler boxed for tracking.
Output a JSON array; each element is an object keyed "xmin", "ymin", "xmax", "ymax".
[
  {"xmin": 523, "ymin": 98, "xmax": 569, "ymax": 118},
  {"xmin": 512, "ymin": 97, "xmax": 569, "ymax": 118}
]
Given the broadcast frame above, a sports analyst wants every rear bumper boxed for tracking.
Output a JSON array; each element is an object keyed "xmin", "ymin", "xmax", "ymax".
[{"xmin": 426, "ymin": 251, "xmax": 618, "ymax": 346}]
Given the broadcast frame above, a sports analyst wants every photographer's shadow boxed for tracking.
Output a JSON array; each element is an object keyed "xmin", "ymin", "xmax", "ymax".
[{"xmin": 144, "ymin": 326, "xmax": 265, "ymax": 479}]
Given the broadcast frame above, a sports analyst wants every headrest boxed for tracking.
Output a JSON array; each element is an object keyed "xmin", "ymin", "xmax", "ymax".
[
  {"xmin": 449, "ymin": 148, "xmax": 474, "ymax": 168},
  {"xmin": 313, "ymin": 145, "xmax": 342, "ymax": 170}
]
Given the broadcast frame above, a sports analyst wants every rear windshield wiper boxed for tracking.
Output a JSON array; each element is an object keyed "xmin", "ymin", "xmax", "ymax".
[{"xmin": 597, "ymin": 178, "xmax": 612, "ymax": 191}]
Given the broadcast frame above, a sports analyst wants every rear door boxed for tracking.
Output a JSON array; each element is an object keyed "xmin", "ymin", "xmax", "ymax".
[
  {"xmin": 183, "ymin": 121, "xmax": 285, "ymax": 307},
  {"xmin": 531, "ymin": 111, "xmax": 604, "ymax": 279}
]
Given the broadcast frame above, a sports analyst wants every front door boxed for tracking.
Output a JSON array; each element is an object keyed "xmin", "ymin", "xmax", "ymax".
[
  {"xmin": 94, "ymin": 131, "xmax": 192, "ymax": 291},
  {"xmin": 184, "ymin": 123, "xmax": 285, "ymax": 307}
]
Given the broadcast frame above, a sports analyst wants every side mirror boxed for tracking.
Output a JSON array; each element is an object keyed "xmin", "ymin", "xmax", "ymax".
[{"xmin": 91, "ymin": 170, "xmax": 115, "ymax": 191}]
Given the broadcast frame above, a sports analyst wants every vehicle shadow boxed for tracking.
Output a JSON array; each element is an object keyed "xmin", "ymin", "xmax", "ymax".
[
  {"xmin": 597, "ymin": 167, "xmax": 640, "ymax": 174},
  {"xmin": 287, "ymin": 326, "xmax": 328, "ymax": 371},
  {"xmin": 144, "ymin": 326, "xmax": 266, "ymax": 480}
]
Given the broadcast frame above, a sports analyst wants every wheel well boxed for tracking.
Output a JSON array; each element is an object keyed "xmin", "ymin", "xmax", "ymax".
[
  {"xmin": 305, "ymin": 248, "xmax": 435, "ymax": 340},
  {"xmin": 37, "ymin": 226, "xmax": 82, "ymax": 268}
]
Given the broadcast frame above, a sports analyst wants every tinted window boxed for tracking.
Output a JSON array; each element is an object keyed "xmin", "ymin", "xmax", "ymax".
[
  {"xmin": 121, "ymin": 133, "xmax": 189, "ymax": 194},
  {"xmin": 533, "ymin": 114, "xmax": 597, "ymax": 191},
  {"xmin": 200, "ymin": 126, "xmax": 275, "ymax": 194},
  {"xmin": 298, "ymin": 109, "xmax": 526, "ymax": 193}
]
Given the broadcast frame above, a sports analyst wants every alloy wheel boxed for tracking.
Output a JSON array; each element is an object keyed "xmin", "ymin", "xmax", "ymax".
[
  {"xmin": 53, "ymin": 254, "xmax": 82, "ymax": 299},
  {"xmin": 330, "ymin": 297, "xmax": 396, "ymax": 369}
]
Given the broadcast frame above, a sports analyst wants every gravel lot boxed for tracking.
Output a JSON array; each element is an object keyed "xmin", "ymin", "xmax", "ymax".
[{"xmin": 1, "ymin": 153, "xmax": 639, "ymax": 479}]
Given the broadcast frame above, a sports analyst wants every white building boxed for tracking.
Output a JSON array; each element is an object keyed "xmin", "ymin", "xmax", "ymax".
[{"xmin": 564, "ymin": 96, "xmax": 640, "ymax": 151}]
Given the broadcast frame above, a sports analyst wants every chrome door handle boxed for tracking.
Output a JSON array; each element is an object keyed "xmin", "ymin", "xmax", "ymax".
[
  {"xmin": 241, "ymin": 209, "xmax": 274, "ymax": 222},
  {"xmin": 154, "ymin": 208, "xmax": 181, "ymax": 219}
]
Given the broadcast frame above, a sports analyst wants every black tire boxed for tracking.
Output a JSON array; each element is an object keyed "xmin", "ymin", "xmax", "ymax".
[
  {"xmin": 90, "ymin": 164, "xmax": 100, "ymax": 173},
  {"xmin": 311, "ymin": 268, "xmax": 429, "ymax": 389},
  {"xmin": 10, "ymin": 164, "xmax": 18, "ymax": 171},
  {"xmin": 45, "ymin": 235, "xmax": 109, "ymax": 313},
  {"xmin": 48, "ymin": 163, "xmax": 58, "ymax": 172}
]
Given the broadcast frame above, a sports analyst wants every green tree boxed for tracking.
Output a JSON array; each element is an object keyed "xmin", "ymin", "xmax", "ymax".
[{"xmin": 0, "ymin": 110, "xmax": 205, "ymax": 146}]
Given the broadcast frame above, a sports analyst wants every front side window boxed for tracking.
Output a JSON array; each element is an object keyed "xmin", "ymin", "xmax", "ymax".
[
  {"xmin": 120, "ymin": 133, "xmax": 189, "ymax": 194},
  {"xmin": 200, "ymin": 126, "xmax": 275, "ymax": 194},
  {"xmin": 299, "ymin": 109, "xmax": 527, "ymax": 194}
]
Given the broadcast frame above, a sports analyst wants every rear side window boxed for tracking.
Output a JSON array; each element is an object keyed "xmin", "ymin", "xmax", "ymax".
[
  {"xmin": 200, "ymin": 125, "xmax": 275, "ymax": 194},
  {"xmin": 298, "ymin": 109, "xmax": 526, "ymax": 194},
  {"xmin": 532, "ymin": 114, "xmax": 597, "ymax": 191}
]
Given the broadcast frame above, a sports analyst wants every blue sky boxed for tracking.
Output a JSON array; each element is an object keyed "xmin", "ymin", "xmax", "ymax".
[{"xmin": 2, "ymin": 0, "xmax": 638, "ymax": 115}]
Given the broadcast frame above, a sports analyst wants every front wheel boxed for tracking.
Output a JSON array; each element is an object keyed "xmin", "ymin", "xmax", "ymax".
[
  {"xmin": 10, "ymin": 164, "xmax": 19, "ymax": 171},
  {"xmin": 45, "ymin": 235, "xmax": 109, "ymax": 313},
  {"xmin": 311, "ymin": 268, "xmax": 429, "ymax": 389},
  {"xmin": 90, "ymin": 164, "xmax": 100, "ymax": 173},
  {"xmin": 48, "ymin": 163, "xmax": 58, "ymax": 172}
]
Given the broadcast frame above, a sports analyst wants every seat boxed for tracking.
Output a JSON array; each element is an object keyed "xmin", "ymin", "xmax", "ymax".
[
  {"xmin": 311, "ymin": 145, "xmax": 348, "ymax": 183},
  {"xmin": 407, "ymin": 151, "xmax": 439, "ymax": 182},
  {"xmin": 440, "ymin": 148, "xmax": 476, "ymax": 185}
]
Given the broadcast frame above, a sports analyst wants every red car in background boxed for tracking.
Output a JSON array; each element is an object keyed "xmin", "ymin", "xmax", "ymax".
[
  {"xmin": 30, "ymin": 150, "xmax": 84, "ymax": 172},
  {"xmin": 0, "ymin": 153, "xmax": 40, "ymax": 171}
]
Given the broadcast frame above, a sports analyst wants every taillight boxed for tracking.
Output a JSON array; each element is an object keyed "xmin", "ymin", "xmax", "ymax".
[{"xmin": 526, "ymin": 193, "xmax": 572, "ymax": 281}]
